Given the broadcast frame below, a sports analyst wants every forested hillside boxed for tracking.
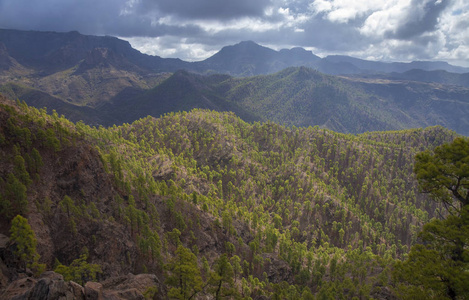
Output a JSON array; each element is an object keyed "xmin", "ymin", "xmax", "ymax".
[
  {"xmin": 105, "ymin": 67, "xmax": 469, "ymax": 135},
  {"xmin": 0, "ymin": 96, "xmax": 464, "ymax": 299}
]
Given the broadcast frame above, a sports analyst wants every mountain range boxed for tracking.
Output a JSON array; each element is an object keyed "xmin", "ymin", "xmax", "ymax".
[
  {"xmin": 1, "ymin": 28, "xmax": 469, "ymax": 136},
  {"xmin": 1, "ymin": 29, "xmax": 468, "ymax": 77}
]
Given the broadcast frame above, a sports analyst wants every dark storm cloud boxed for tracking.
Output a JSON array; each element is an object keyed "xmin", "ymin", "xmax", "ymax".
[
  {"xmin": 391, "ymin": 0, "xmax": 450, "ymax": 40},
  {"xmin": 144, "ymin": 0, "xmax": 272, "ymax": 20},
  {"xmin": 0, "ymin": 0, "xmax": 208, "ymax": 37},
  {"xmin": 0, "ymin": 0, "xmax": 273, "ymax": 36},
  {"xmin": 0, "ymin": 0, "xmax": 127, "ymax": 35},
  {"xmin": 0, "ymin": 0, "xmax": 467, "ymax": 66}
]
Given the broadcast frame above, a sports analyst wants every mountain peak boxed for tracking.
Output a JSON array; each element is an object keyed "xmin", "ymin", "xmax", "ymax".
[
  {"xmin": 219, "ymin": 40, "xmax": 275, "ymax": 54},
  {"xmin": 200, "ymin": 41, "xmax": 321, "ymax": 76},
  {"xmin": 237, "ymin": 40, "xmax": 258, "ymax": 46}
]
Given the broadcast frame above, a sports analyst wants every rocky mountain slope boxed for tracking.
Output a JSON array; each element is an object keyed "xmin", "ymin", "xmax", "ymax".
[{"xmin": 0, "ymin": 96, "xmax": 460, "ymax": 299}]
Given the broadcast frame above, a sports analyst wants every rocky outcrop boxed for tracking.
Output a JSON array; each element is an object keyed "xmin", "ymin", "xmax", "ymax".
[
  {"xmin": 101, "ymin": 273, "xmax": 162, "ymax": 299},
  {"xmin": 0, "ymin": 272, "xmax": 161, "ymax": 300},
  {"xmin": 22, "ymin": 141, "xmax": 138, "ymax": 277},
  {"xmin": 76, "ymin": 48, "xmax": 143, "ymax": 74},
  {"xmin": 84, "ymin": 281, "xmax": 102, "ymax": 299},
  {"xmin": 0, "ymin": 272, "xmax": 84, "ymax": 300}
]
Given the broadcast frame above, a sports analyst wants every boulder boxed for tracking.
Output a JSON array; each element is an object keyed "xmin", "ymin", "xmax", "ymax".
[
  {"xmin": 1, "ymin": 272, "xmax": 85, "ymax": 300},
  {"xmin": 84, "ymin": 282, "xmax": 103, "ymax": 300},
  {"xmin": 1, "ymin": 277, "xmax": 36, "ymax": 299}
]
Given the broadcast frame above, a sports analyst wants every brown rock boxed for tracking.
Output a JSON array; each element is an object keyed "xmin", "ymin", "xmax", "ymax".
[
  {"xmin": 1, "ymin": 277, "xmax": 36, "ymax": 299},
  {"xmin": 85, "ymin": 282, "xmax": 103, "ymax": 300},
  {"xmin": 104, "ymin": 288, "xmax": 144, "ymax": 300},
  {"xmin": 1, "ymin": 272, "xmax": 86, "ymax": 300},
  {"xmin": 0, "ymin": 233, "xmax": 9, "ymax": 249},
  {"xmin": 68, "ymin": 281, "xmax": 85, "ymax": 300},
  {"xmin": 100, "ymin": 273, "xmax": 161, "ymax": 300}
]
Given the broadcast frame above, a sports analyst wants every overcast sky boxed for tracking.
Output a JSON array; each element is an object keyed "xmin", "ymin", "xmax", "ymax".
[{"xmin": 0, "ymin": 0, "xmax": 468, "ymax": 66}]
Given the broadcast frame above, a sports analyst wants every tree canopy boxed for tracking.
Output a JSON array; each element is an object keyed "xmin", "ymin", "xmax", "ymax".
[
  {"xmin": 394, "ymin": 207, "xmax": 469, "ymax": 299},
  {"xmin": 165, "ymin": 245, "xmax": 203, "ymax": 300},
  {"xmin": 395, "ymin": 137, "xmax": 469, "ymax": 299},
  {"xmin": 414, "ymin": 137, "xmax": 469, "ymax": 210},
  {"xmin": 9, "ymin": 215, "xmax": 44, "ymax": 275}
]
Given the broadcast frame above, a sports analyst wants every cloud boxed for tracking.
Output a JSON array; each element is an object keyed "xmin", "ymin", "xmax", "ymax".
[
  {"xmin": 311, "ymin": 0, "xmax": 387, "ymax": 23},
  {"xmin": 360, "ymin": 0, "xmax": 450, "ymax": 40},
  {"xmin": 393, "ymin": 0, "xmax": 450, "ymax": 39},
  {"xmin": 144, "ymin": 0, "xmax": 272, "ymax": 20},
  {"xmin": 0, "ymin": 0, "xmax": 467, "ymax": 66}
]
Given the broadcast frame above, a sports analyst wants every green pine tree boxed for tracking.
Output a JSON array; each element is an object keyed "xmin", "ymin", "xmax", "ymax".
[
  {"xmin": 394, "ymin": 138, "xmax": 469, "ymax": 299},
  {"xmin": 165, "ymin": 245, "xmax": 203, "ymax": 300},
  {"xmin": 4, "ymin": 173, "xmax": 28, "ymax": 217},
  {"xmin": 393, "ymin": 207, "xmax": 469, "ymax": 299},
  {"xmin": 9, "ymin": 215, "xmax": 45, "ymax": 275},
  {"xmin": 414, "ymin": 137, "xmax": 469, "ymax": 210},
  {"xmin": 209, "ymin": 254, "xmax": 236, "ymax": 299},
  {"xmin": 54, "ymin": 253, "xmax": 102, "ymax": 285}
]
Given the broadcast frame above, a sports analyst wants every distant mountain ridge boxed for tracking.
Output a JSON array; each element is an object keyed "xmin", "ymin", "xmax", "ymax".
[
  {"xmin": 321, "ymin": 55, "xmax": 469, "ymax": 75},
  {"xmin": 199, "ymin": 40, "xmax": 321, "ymax": 76},
  {"xmin": 0, "ymin": 28, "xmax": 189, "ymax": 74},
  {"xmin": 1, "ymin": 28, "xmax": 468, "ymax": 77},
  {"xmin": 354, "ymin": 69, "xmax": 469, "ymax": 88}
]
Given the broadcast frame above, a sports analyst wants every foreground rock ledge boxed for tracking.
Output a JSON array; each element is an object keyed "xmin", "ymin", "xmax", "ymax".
[{"xmin": 0, "ymin": 271, "xmax": 161, "ymax": 300}]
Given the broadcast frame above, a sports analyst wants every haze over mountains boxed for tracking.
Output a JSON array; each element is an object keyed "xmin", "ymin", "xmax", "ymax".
[{"xmin": 0, "ymin": 28, "xmax": 468, "ymax": 135}]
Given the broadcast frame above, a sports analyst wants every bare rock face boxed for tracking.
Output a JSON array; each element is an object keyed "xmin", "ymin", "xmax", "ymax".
[
  {"xmin": 0, "ymin": 276, "xmax": 37, "ymax": 299},
  {"xmin": 1, "ymin": 272, "xmax": 85, "ymax": 300},
  {"xmin": 25, "ymin": 143, "xmax": 138, "ymax": 277},
  {"xmin": 1, "ymin": 272, "xmax": 161, "ymax": 300},
  {"xmin": 84, "ymin": 281, "xmax": 103, "ymax": 300},
  {"xmin": 101, "ymin": 273, "xmax": 161, "ymax": 299}
]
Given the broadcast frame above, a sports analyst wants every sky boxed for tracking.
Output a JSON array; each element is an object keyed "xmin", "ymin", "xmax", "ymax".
[{"xmin": 0, "ymin": 0, "xmax": 468, "ymax": 67}]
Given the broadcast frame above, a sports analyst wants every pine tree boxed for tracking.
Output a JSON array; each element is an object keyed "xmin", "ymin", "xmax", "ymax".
[
  {"xmin": 4, "ymin": 173, "xmax": 28, "ymax": 217},
  {"xmin": 209, "ymin": 254, "xmax": 236, "ymax": 299},
  {"xmin": 9, "ymin": 215, "xmax": 44, "ymax": 275},
  {"xmin": 13, "ymin": 155, "xmax": 32, "ymax": 186},
  {"xmin": 394, "ymin": 208, "xmax": 469, "ymax": 299},
  {"xmin": 165, "ymin": 245, "xmax": 203, "ymax": 300},
  {"xmin": 395, "ymin": 138, "xmax": 469, "ymax": 299},
  {"xmin": 54, "ymin": 253, "xmax": 102, "ymax": 285},
  {"xmin": 414, "ymin": 137, "xmax": 469, "ymax": 211}
]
